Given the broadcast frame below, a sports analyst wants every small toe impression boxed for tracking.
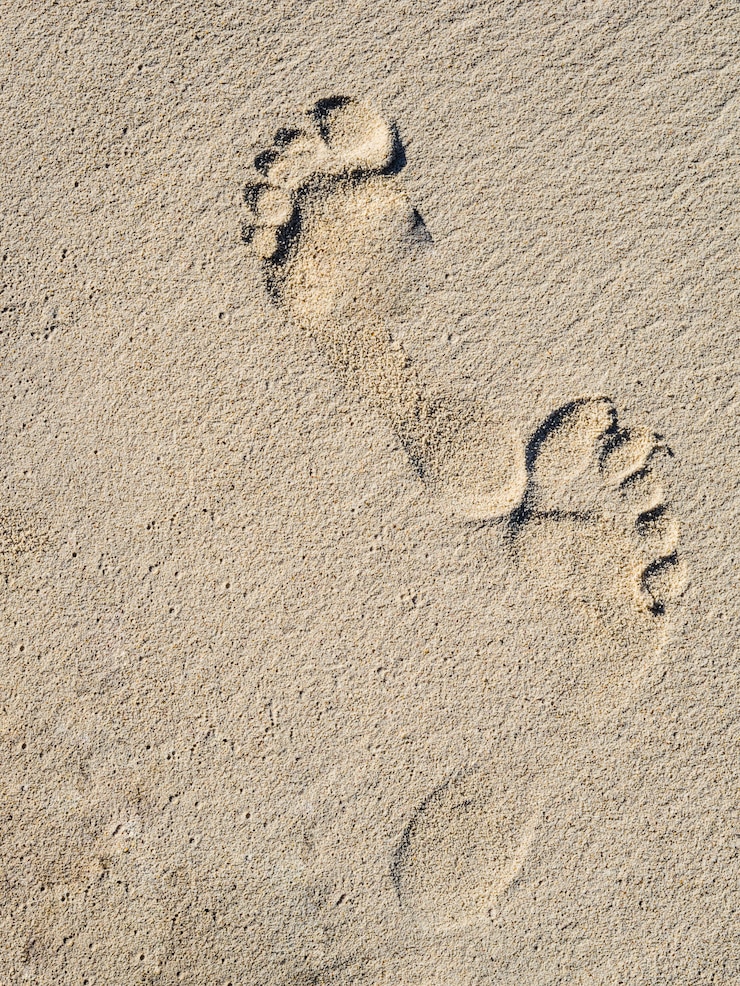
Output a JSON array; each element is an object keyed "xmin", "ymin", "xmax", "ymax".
[
  {"xmin": 252, "ymin": 185, "xmax": 293, "ymax": 226},
  {"xmin": 635, "ymin": 503, "xmax": 679, "ymax": 545},
  {"xmin": 273, "ymin": 126, "xmax": 302, "ymax": 147},
  {"xmin": 640, "ymin": 552, "xmax": 688, "ymax": 614},
  {"xmin": 253, "ymin": 148, "xmax": 281, "ymax": 177},
  {"xmin": 619, "ymin": 467, "xmax": 665, "ymax": 515},
  {"xmin": 241, "ymin": 183, "xmax": 294, "ymax": 257},
  {"xmin": 243, "ymin": 182, "xmax": 266, "ymax": 211},
  {"xmin": 247, "ymin": 226, "xmax": 280, "ymax": 260}
]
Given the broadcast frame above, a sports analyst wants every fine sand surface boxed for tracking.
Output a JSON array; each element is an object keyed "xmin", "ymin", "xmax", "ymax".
[{"xmin": 1, "ymin": 3, "xmax": 739, "ymax": 983}]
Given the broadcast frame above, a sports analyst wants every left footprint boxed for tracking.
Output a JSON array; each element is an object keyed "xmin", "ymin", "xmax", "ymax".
[{"xmin": 241, "ymin": 96, "xmax": 526, "ymax": 519}]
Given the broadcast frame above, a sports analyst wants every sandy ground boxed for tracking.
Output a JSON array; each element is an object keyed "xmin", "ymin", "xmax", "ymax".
[{"xmin": 1, "ymin": 2, "xmax": 739, "ymax": 983}]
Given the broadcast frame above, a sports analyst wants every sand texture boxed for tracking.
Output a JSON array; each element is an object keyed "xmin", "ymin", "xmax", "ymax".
[{"xmin": 1, "ymin": 2, "xmax": 739, "ymax": 983}]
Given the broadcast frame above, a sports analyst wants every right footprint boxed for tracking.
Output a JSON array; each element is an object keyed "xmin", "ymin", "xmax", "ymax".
[{"xmin": 510, "ymin": 397, "xmax": 688, "ymax": 707}]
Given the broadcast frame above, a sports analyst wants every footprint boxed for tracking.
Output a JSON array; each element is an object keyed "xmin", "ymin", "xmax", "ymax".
[
  {"xmin": 390, "ymin": 768, "xmax": 540, "ymax": 933},
  {"xmin": 509, "ymin": 398, "xmax": 687, "ymax": 709},
  {"xmin": 242, "ymin": 96, "xmax": 525, "ymax": 519}
]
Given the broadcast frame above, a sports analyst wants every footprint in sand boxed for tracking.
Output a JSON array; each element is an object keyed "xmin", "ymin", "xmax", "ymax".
[
  {"xmin": 390, "ymin": 768, "xmax": 541, "ymax": 934},
  {"xmin": 242, "ymin": 95, "xmax": 526, "ymax": 520},
  {"xmin": 241, "ymin": 96, "xmax": 687, "ymax": 943}
]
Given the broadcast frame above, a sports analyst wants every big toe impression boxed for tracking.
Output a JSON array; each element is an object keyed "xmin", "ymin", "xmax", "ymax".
[
  {"xmin": 525, "ymin": 398, "xmax": 615, "ymax": 514},
  {"xmin": 312, "ymin": 97, "xmax": 396, "ymax": 173}
]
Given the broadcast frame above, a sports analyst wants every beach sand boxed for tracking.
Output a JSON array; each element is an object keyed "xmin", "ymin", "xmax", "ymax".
[{"xmin": 1, "ymin": 2, "xmax": 738, "ymax": 983}]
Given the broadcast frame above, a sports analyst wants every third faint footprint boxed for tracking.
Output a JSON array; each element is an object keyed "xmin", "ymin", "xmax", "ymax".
[{"xmin": 391, "ymin": 767, "xmax": 541, "ymax": 934}]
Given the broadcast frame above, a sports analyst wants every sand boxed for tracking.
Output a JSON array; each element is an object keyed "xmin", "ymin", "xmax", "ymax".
[{"xmin": 1, "ymin": 2, "xmax": 738, "ymax": 983}]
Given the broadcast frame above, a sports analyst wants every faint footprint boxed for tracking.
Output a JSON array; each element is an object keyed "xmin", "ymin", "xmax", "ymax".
[
  {"xmin": 242, "ymin": 96, "xmax": 526, "ymax": 519},
  {"xmin": 509, "ymin": 397, "xmax": 687, "ymax": 709},
  {"xmin": 391, "ymin": 768, "xmax": 540, "ymax": 933}
]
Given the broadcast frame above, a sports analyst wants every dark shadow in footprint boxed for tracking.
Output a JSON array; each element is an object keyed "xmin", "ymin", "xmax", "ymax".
[
  {"xmin": 523, "ymin": 399, "xmax": 615, "ymax": 474},
  {"xmin": 383, "ymin": 125, "xmax": 407, "ymax": 176}
]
